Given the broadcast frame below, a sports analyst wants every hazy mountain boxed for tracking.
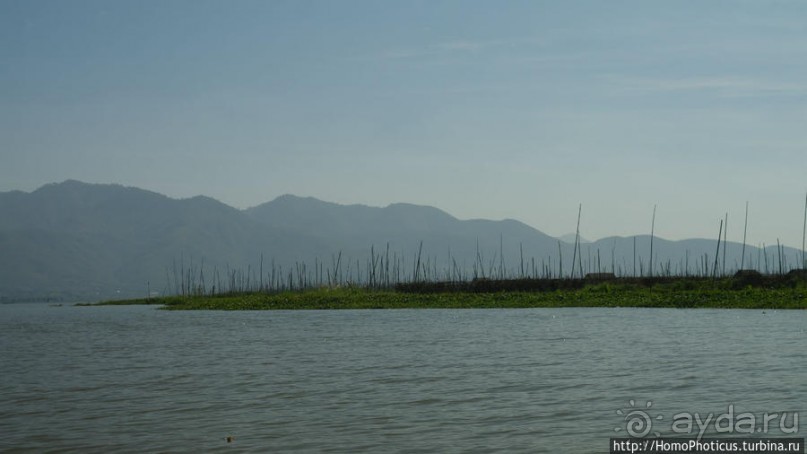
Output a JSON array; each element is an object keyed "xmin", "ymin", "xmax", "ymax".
[
  {"xmin": 245, "ymin": 194, "xmax": 563, "ymax": 266},
  {"xmin": 0, "ymin": 181, "xmax": 566, "ymax": 301},
  {"xmin": 0, "ymin": 181, "xmax": 325, "ymax": 301},
  {"xmin": 1, "ymin": 181, "xmax": 804, "ymax": 301},
  {"xmin": 582, "ymin": 235, "xmax": 804, "ymax": 277}
]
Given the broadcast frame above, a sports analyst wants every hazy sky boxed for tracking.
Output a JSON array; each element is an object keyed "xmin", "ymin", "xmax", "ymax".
[{"xmin": 3, "ymin": 1, "xmax": 806, "ymax": 247}]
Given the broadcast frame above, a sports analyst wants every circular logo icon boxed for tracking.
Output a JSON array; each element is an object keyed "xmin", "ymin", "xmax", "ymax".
[{"xmin": 615, "ymin": 400, "xmax": 663, "ymax": 438}]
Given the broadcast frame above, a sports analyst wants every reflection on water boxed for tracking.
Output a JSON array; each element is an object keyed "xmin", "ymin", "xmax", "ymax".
[{"xmin": 1, "ymin": 303, "xmax": 805, "ymax": 453}]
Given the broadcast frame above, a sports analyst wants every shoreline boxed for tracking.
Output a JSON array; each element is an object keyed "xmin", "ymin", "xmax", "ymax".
[{"xmin": 87, "ymin": 277, "xmax": 807, "ymax": 310}]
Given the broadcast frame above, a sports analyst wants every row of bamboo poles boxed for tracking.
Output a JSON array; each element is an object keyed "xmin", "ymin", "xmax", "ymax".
[{"xmin": 164, "ymin": 194, "xmax": 807, "ymax": 296}]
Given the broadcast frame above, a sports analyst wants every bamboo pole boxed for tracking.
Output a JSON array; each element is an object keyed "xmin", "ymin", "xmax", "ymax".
[
  {"xmin": 713, "ymin": 219, "xmax": 723, "ymax": 278},
  {"xmin": 802, "ymin": 192, "xmax": 807, "ymax": 268},
  {"xmin": 741, "ymin": 201, "xmax": 749, "ymax": 270},
  {"xmin": 649, "ymin": 204, "xmax": 657, "ymax": 277},
  {"xmin": 722, "ymin": 212, "xmax": 728, "ymax": 276},
  {"xmin": 571, "ymin": 204, "xmax": 581, "ymax": 278}
]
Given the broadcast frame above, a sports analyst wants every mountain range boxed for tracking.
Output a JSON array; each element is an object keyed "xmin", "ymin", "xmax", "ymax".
[{"xmin": 1, "ymin": 180, "xmax": 803, "ymax": 301}]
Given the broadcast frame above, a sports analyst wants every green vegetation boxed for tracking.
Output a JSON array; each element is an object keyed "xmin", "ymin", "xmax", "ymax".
[{"xmin": 90, "ymin": 278, "xmax": 807, "ymax": 310}]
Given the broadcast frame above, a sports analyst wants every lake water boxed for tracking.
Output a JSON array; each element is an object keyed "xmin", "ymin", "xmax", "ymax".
[{"xmin": 1, "ymin": 304, "xmax": 805, "ymax": 453}]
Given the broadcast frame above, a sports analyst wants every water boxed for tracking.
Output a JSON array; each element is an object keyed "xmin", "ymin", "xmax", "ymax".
[{"xmin": 1, "ymin": 304, "xmax": 805, "ymax": 453}]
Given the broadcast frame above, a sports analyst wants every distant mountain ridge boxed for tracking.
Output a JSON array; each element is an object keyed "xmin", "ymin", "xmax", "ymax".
[
  {"xmin": 0, "ymin": 181, "xmax": 326, "ymax": 301},
  {"xmin": 245, "ymin": 194, "xmax": 557, "ymax": 247},
  {"xmin": 0, "ymin": 181, "xmax": 803, "ymax": 301}
]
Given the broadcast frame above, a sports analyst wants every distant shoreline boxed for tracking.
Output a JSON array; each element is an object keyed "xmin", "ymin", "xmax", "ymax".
[{"xmin": 87, "ymin": 275, "xmax": 807, "ymax": 310}]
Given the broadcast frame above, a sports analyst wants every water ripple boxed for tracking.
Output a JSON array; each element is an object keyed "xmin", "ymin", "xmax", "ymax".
[{"xmin": 1, "ymin": 305, "xmax": 804, "ymax": 453}]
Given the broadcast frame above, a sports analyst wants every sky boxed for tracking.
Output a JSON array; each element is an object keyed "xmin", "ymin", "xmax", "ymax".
[{"xmin": 2, "ymin": 0, "xmax": 806, "ymax": 247}]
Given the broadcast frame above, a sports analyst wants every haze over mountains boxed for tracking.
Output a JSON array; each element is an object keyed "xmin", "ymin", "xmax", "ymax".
[{"xmin": 1, "ymin": 181, "xmax": 803, "ymax": 301}]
